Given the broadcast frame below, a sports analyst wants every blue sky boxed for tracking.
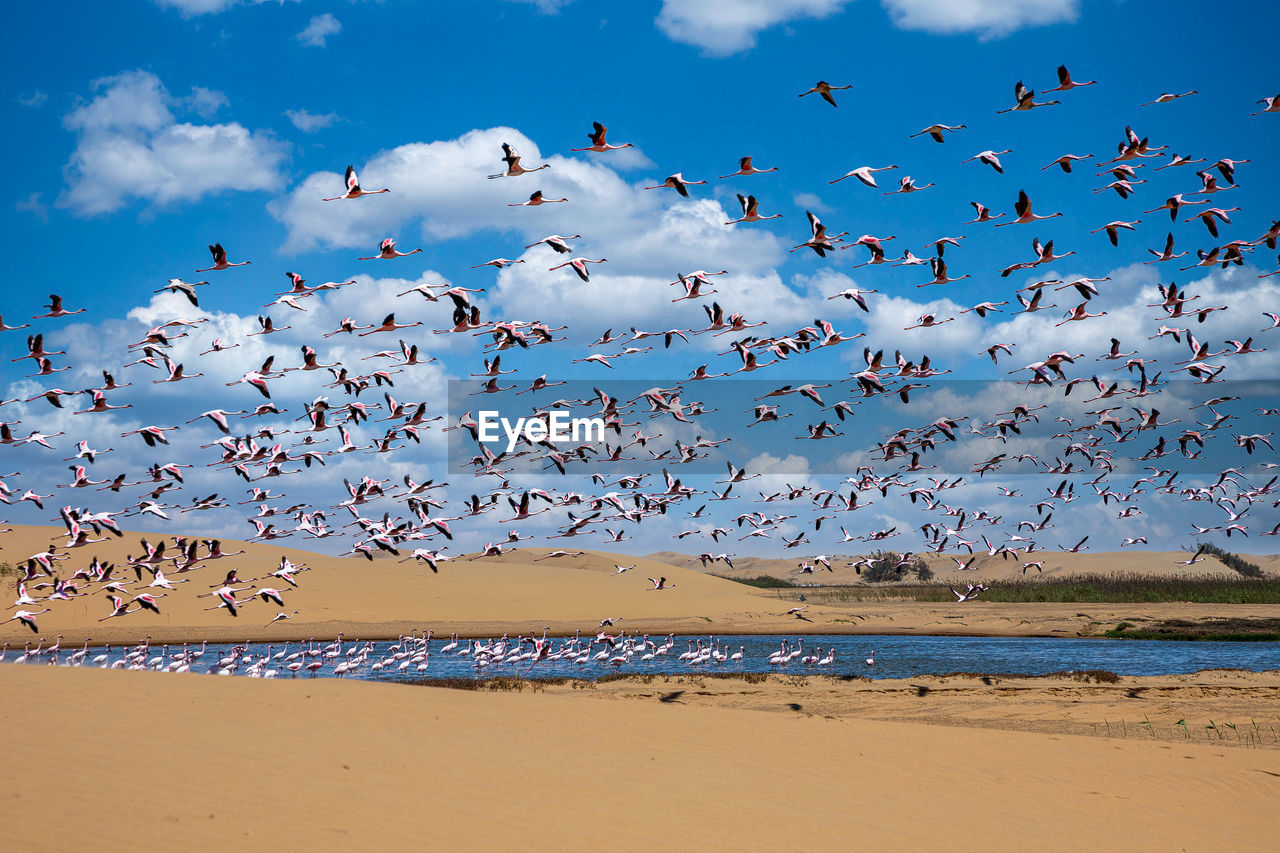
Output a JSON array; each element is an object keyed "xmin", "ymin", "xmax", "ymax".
[{"xmin": 2, "ymin": 0, "xmax": 1278, "ymax": 559}]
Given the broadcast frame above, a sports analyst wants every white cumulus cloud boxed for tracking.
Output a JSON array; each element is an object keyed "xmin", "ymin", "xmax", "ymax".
[
  {"xmin": 285, "ymin": 109, "xmax": 340, "ymax": 133},
  {"xmin": 881, "ymin": 0, "xmax": 1079, "ymax": 39},
  {"xmin": 296, "ymin": 13, "xmax": 342, "ymax": 47},
  {"xmin": 151, "ymin": 0, "xmax": 299, "ymax": 17},
  {"xmin": 656, "ymin": 0, "xmax": 852, "ymax": 55},
  {"xmin": 59, "ymin": 70, "xmax": 287, "ymax": 216}
]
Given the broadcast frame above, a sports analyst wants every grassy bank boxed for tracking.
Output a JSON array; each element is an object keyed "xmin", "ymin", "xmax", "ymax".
[
  {"xmin": 755, "ymin": 574, "xmax": 1280, "ymax": 605},
  {"xmin": 1106, "ymin": 619, "xmax": 1280, "ymax": 641}
]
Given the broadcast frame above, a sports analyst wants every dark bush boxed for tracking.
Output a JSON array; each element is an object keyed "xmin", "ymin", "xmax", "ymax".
[
  {"xmin": 861, "ymin": 550, "xmax": 931, "ymax": 583},
  {"xmin": 1189, "ymin": 542, "xmax": 1264, "ymax": 578}
]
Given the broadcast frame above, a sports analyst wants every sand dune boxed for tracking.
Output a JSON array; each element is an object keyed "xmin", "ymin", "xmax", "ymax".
[
  {"xmin": 2, "ymin": 665, "xmax": 1276, "ymax": 852},
  {"xmin": 0, "ymin": 525, "xmax": 776, "ymax": 645},
  {"xmin": 3, "ymin": 525, "xmax": 1278, "ymax": 646}
]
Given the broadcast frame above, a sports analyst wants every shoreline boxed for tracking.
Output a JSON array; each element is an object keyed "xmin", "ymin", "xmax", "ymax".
[{"xmin": 9, "ymin": 602, "xmax": 1279, "ymax": 647}]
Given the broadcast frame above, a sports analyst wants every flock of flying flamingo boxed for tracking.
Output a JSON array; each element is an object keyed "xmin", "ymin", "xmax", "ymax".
[{"xmin": 1, "ymin": 66, "xmax": 1278, "ymax": 654}]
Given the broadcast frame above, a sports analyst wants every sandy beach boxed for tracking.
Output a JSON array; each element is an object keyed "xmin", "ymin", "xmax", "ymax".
[
  {"xmin": 5, "ymin": 525, "xmax": 1279, "ymax": 850},
  {"xmin": 1, "ymin": 664, "xmax": 1277, "ymax": 852}
]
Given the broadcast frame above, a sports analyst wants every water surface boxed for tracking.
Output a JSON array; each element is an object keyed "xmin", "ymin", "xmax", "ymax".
[{"xmin": 11, "ymin": 634, "xmax": 1277, "ymax": 681}]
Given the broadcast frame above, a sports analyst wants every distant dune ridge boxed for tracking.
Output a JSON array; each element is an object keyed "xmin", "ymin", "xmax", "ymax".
[{"xmin": 651, "ymin": 548, "xmax": 1280, "ymax": 583}]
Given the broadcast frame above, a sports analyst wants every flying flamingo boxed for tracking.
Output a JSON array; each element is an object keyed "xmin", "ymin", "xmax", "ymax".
[
  {"xmin": 152, "ymin": 361, "xmax": 203, "ymax": 384},
  {"xmin": 644, "ymin": 173, "xmax": 707, "ymax": 197},
  {"xmin": 196, "ymin": 243, "xmax": 251, "ymax": 271},
  {"xmin": 997, "ymin": 81, "xmax": 1060, "ymax": 113},
  {"xmin": 1253, "ymin": 94, "xmax": 1280, "ymax": 116},
  {"xmin": 718, "ymin": 155, "xmax": 779, "ymax": 178},
  {"xmin": 910, "ymin": 123, "xmax": 965, "ymax": 143},
  {"xmin": 961, "ymin": 149, "xmax": 1012, "ymax": 174},
  {"xmin": 1043, "ymin": 64, "xmax": 1097, "ymax": 92},
  {"xmin": 1144, "ymin": 232, "xmax": 1186, "ymax": 264},
  {"xmin": 1146, "ymin": 193, "xmax": 1207, "ymax": 221},
  {"xmin": 322, "ymin": 165, "xmax": 390, "ymax": 200},
  {"xmin": 918, "ymin": 257, "xmax": 970, "ymax": 287},
  {"xmin": 487, "ymin": 143, "xmax": 549, "ymax": 178},
  {"xmin": 73, "ymin": 391, "xmax": 132, "ymax": 415},
  {"xmin": 995, "ymin": 190, "xmax": 1062, "ymax": 226},
  {"xmin": 570, "ymin": 353, "xmax": 616, "ymax": 369},
  {"xmin": 798, "ymin": 80, "xmax": 852, "ymax": 107},
  {"xmin": 33, "ymin": 295, "xmax": 86, "ymax": 319},
  {"xmin": 153, "ymin": 278, "xmax": 207, "ymax": 306},
  {"xmin": 1091, "ymin": 219, "xmax": 1142, "ymax": 246},
  {"xmin": 1186, "ymin": 207, "xmax": 1240, "ymax": 238},
  {"xmin": 725, "ymin": 194, "xmax": 782, "ymax": 224},
  {"xmin": 905, "ymin": 313, "xmax": 954, "ymax": 330},
  {"xmin": 1055, "ymin": 303, "xmax": 1108, "ymax": 326},
  {"xmin": 829, "ymin": 165, "xmax": 898, "ymax": 187},
  {"xmin": 570, "ymin": 121, "xmax": 634, "ymax": 152},
  {"xmin": 1140, "ymin": 90, "xmax": 1197, "ymax": 106},
  {"xmin": 826, "ymin": 279, "xmax": 882, "ymax": 309},
  {"xmin": 1041, "ymin": 153, "xmax": 1092, "ymax": 173},
  {"xmin": 790, "ymin": 211, "xmax": 847, "ymax": 257},
  {"xmin": 525, "ymin": 234, "xmax": 580, "ymax": 254},
  {"xmin": 470, "ymin": 258, "xmax": 525, "ymax": 269},
  {"xmin": 549, "ymin": 257, "xmax": 607, "ymax": 282},
  {"xmin": 508, "ymin": 190, "xmax": 567, "ymax": 207},
  {"xmin": 884, "ymin": 175, "xmax": 935, "ymax": 195},
  {"xmin": 6, "ymin": 608, "xmax": 50, "ymax": 633},
  {"xmin": 966, "ymin": 201, "xmax": 1004, "ymax": 223},
  {"xmin": 358, "ymin": 313, "xmax": 424, "ymax": 336},
  {"xmin": 358, "ymin": 238, "xmax": 422, "ymax": 260}
]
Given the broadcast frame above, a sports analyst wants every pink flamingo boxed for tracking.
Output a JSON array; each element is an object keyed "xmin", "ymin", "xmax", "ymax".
[
  {"xmin": 570, "ymin": 121, "xmax": 634, "ymax": 152},
  {"xmin": 322, "ymin": 165, "xmax": 389, "ymax": 201},
  {"xmin": 719, "ymin": 155, "xmax": 779, "ymax": 178},
  {"xmin": 358, "ymin": 238, "xmax": 422, "ymax": 260},
  {"xmin": 196, "ymin": 243, "xmax": 251, "ymax": 272}
]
